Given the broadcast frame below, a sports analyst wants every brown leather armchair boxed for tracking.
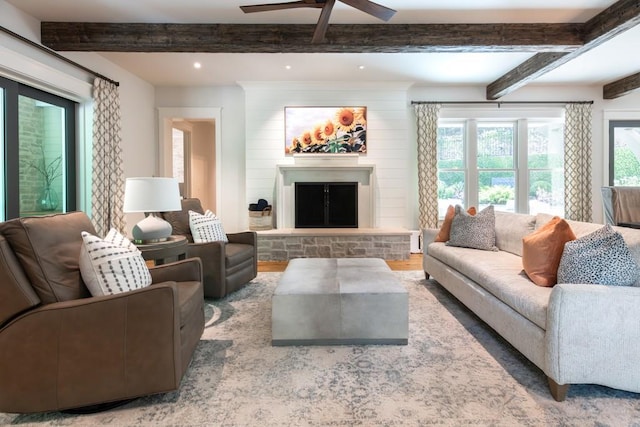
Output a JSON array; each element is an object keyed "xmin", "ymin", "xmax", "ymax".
[
  {"xmin": 160, "ymin": 198, "xmax": 257, "ymax": 299},
  {"xmin": 0, "ymin": 212, "xmax": 204, "ymax": 413}
]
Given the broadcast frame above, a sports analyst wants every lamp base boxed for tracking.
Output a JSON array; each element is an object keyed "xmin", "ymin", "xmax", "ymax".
[{"xmin": 131, "ymin": 215, "xmax": 173, "ymax": 244}]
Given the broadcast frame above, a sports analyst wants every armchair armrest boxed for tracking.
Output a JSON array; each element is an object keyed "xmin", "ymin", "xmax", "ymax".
[
  {"xmin": 149, "ymin": 257, "xmax": 203, "ymax": 284},
  {"xmin": 0, "ymin": 284, "xmax": 182, "ymax": 413},
  {"xmin": 227, "ymin": 231, "xmax": 257, "ymax": 246},
  {"xmin": 545, "ymin": 283, "xmax": 640, "ymax": 392}
]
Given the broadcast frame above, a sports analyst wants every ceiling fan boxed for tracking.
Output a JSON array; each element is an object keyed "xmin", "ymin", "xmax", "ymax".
[{"xmin": 240, "ymin": 0, "xmax": 396, "ymax": 44}]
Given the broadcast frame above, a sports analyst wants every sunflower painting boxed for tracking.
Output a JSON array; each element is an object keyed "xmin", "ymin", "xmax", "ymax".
[{"xmin": 285, "ymin": 106, "xmax": 367, "ymax": 155}]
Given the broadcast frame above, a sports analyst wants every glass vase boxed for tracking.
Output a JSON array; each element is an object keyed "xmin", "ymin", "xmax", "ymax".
[{"xmin": 39, "ymin": 187, "xmax": 59, "ymax": 211}]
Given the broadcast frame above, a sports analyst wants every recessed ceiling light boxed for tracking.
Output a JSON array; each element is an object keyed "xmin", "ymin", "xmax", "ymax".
[
  {"xmin": 359, "ymin": 65, "xmax": 365, "ymax": 70},
  {"xmin": 285, "ymin": 65, "xmax": 292, "ymax": 70},
  {"xmin": 193, "ymin": 62, "xmax": 202, "ymax": 69}
]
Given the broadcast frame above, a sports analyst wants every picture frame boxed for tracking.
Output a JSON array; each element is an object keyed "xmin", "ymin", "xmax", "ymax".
[{"xmin": 284, "ymin": 106, "xmax": 367, "ymax": 155}]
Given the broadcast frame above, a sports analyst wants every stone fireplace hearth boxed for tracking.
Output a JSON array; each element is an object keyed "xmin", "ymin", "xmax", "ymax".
[{"xmin": 258, "ymin": 154, "xmax": 410, "ymax": 261}]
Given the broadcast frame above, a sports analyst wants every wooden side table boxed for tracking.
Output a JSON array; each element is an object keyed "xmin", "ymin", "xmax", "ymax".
[{"xmin": 135, "ymin": 235, "xmax": 188, "ymax": 265}]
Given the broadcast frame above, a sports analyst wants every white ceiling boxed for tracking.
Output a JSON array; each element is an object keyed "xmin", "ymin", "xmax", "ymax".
[{"xmin": 7, "ymin": 0, "xmax": 640, "ymax": 89}]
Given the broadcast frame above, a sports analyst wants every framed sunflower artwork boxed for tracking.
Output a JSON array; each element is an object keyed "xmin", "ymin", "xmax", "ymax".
[{"xmin": 284, "ymin": 106, "xmax": 367, "ymax": 154}]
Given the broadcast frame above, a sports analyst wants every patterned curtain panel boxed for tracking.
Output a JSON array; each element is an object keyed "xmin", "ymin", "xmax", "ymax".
[
  {"xmin": 563, "ymin": 103, "xmax": 593, "ymax": 222},
  {"xmin": 92, "ymin": 78, "xmax": 125, "ymax": 236},
  {"xmin": 414, "ymin": 103, "xmax": 441, "ymax": 229}
]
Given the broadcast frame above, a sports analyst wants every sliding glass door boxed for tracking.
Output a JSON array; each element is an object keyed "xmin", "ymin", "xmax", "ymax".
[{"xmin": 0, "ymin": 76, "xmax": 77, "ymax": 220}]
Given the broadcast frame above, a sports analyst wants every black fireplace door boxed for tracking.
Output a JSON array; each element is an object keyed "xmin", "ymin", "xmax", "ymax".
[{"xmin": 295, "ymin": 182, "xmax": 358, "ymax": 228}]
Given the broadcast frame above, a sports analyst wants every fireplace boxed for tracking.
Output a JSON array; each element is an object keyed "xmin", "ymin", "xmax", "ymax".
[
  {"xmin": 295, "ymin": 182, "xmax": 358, "ymax": 228},
  {"xmin": 275, "ymin": 156, "xmax": 375, "ymax": 229}
]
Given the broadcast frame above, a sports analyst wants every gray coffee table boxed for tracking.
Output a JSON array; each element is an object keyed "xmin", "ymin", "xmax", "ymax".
[{"xmin": 272, "ymin": 258, "xmax": 408, "ymax": 346}]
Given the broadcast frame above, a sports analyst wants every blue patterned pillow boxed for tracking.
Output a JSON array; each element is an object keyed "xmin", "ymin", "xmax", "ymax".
[
  {"xmin": 446, "ymin": 205, "xmax": 498, "ymax": 251},
  {"xmin": 557, "ymin": 224, "xmax": 640, "ymax": 286}
]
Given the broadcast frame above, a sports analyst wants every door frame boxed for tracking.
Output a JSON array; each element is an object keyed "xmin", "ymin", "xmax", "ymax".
[{"xmin": 157, "ymin": 107, "xmax": 221, "ymax": 212}]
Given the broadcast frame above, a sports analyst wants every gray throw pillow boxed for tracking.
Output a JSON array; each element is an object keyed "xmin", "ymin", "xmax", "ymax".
[
  {"xmin": 446, "ymin": 205, "xmax": 498, "ymax": 251},
  {"xmin": 557, "ymin": 224, "xmax": 640, "ymax": 286}
]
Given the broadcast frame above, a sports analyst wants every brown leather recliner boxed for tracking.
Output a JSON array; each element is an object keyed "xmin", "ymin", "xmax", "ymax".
[
  {"xmin": 160, "ymin": 198, "xmax": 257, "ymax": 299},
  {"xmin": 0, "ymin": 212, "xmax": 204, "ymax": 414}
]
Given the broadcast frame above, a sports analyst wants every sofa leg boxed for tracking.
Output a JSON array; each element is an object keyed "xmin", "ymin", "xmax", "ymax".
[
  {"xmin": 547, "ymin": 377, "xmax": 569, "ymax": 401},
  {"xmin": 424, "ymin": 271, "xmax": 430, "ymax": 280}
]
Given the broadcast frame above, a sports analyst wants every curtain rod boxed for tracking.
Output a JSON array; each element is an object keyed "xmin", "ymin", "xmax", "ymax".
[
  {"xmin": 0, "ymin": 25, "xmax": 120, "ymax": 87},
  {"xmin": 411, "ymin": 100, "xmax": 593, "ymax": 105}
]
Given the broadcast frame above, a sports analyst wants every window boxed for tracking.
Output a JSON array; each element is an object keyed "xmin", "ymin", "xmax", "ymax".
[
  {"xmin": 436, "ymin": 118, "xmax": 564, "ymax": 217},
  {"xmin": 0, "ymin": 76, "xmax": 77, "ymax": 220},
  {"xmin": 609, "ymin": 120, "xmax": 640, "ymax": 186}
]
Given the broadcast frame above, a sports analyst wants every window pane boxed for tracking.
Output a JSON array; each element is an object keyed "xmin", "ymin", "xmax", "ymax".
[
  {"xmin": 612, "ymin": 125, "xmax": 640, "ymax": 186},
  {"xmin": 438, "ymin": 171, "xmax": 465, "ymax": 217},
  {"xmin": 19, "ymin": 95, "xmax": 65, "ymax": 216},
  {"xmin": 477, "ymin": 123, "xmax": 514, "ymax": 169},
  {"xmin": 478, "ymin": 171, "xmax": 515, "ymax": 212},
  {"xmin": 437, "ymin": 124, "xmax": 464, "ymax": 169},
  {"xmin": 528, "ymin": 122, "xmax": 563, "ymax": 169},
  {"xmin": 529, "ymin": 170, "xmax": 564, "ymax": 216}
]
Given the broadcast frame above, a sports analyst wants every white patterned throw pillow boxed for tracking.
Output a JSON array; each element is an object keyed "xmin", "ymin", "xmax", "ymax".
[
  {"xmin": 79, "ymin": 228, "xmax": 152, "ymax": 296},
  {"xmin": 557, "ymin": 224, "xmax": 640, "ymax": 286},
  {"xmin": 189, "ymin": 210, "xmax": 228, "ymax": 243},
  {"xmin": 446, "ymin": 205, "xmax": 498, "ymax": 251}
]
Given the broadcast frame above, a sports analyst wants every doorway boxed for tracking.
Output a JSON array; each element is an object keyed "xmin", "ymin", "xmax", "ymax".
[{"xmin": 158, "ymin": 107, "xmax": 222, "ymax": 214}]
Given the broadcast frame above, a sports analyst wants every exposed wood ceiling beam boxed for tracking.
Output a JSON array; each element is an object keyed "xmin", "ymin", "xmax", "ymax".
[
  {"xmin": 487, "ymin": 0, "xmax": 640, "ymax": 99},
  {"xmin": 40, "ymin": 22, "xmax": 583, "ymax": 53},
  {"xmin": 604, "ymin": 72, "xmax": 640, "ymax": 99}
]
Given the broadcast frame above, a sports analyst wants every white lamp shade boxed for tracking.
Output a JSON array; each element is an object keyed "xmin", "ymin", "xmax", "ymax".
[{"xmin": 123, "ymin": 177, "xmax": 181, "ymax": 213}]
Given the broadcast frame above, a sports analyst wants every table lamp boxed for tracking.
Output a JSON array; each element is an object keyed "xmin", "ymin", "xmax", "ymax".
[{"xmin": 123, "ymin": 177, "xmax": 181, "ymax": 243}]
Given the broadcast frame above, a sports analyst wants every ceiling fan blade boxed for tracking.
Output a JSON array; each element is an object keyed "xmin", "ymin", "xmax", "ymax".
[
  {"xmin": 240, "ymin": 1, "xmax": 323, "ymax": 14},
  {"xmin": 339, "ymin": 0, "xmax": 396, "ymax": 21},
  {"xmin": 312, "ymin": 0, "xmax": 336, "ymax": 43}
]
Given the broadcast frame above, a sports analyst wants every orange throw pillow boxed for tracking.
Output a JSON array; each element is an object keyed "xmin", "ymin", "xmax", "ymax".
[
  {"xmin": 435, "ymin": 205, "xmax": 477, "ymax": 242},
  {"xmin": 522, "ymin": 216, "xmax": 576, "ymax": 287}
]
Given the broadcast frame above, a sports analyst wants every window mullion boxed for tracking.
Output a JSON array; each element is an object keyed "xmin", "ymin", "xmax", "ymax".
[
  {"xmin": 466, "ymin": 119, "xmax": 478, "ymax": 208},
  {"xmin": 517, "ymin": 119, "xmax": 528, "ymax": 213}
]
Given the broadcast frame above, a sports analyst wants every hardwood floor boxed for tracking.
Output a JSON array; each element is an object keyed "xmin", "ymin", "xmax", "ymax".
[{"xmin": 257, "ymin": 253, "xmax": 424, "ymax": 273}]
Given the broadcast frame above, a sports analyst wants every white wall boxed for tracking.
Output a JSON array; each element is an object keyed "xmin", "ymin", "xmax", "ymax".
[
  {"xmin": 4, "ymin": 0, "xmax": 640, "ymax": 230},
  {"xmin": 155, "ymin": 86, "xmax": 246, "ymax": 232},
  {"xmin": 241, "ymin": 81, "xmax": 414, "ymax": 230}
]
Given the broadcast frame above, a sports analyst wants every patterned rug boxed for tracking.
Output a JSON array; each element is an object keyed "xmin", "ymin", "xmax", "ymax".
[{"xmin": 3, "ymin": 271, "xmax": 640, "ymax": 426}]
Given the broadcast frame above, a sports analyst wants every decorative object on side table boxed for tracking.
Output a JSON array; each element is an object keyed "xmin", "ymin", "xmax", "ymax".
[{"xmin": 123, "ymin": 177, "xmax": 181, "ymax": 243}]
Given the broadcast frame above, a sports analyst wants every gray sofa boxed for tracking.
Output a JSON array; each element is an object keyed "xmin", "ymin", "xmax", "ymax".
[{"xmin": 423, "ymin": 210, "xmax": 640, "ymax": 401}]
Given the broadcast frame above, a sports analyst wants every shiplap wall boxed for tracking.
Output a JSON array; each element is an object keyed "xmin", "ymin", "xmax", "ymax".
[{"xmin": 241, "ymin": 81, "xmax": 414, "ymax": 229}]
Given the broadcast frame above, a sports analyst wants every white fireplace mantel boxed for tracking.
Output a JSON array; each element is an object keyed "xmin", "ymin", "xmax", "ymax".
[{"xmin": 275, "ymin": 156, "xmax": 376, "ymax": 229}]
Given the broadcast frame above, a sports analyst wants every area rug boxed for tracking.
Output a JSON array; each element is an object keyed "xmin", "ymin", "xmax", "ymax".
[{"xmin": 3, "ymin": 271, "xmax": 640, "ymax": 426}]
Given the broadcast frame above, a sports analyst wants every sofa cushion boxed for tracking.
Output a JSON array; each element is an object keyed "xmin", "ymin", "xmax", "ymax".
[
  {"xmin": 522, "ymin": 217, "xmax": 576, "ymax": 287},
  {"xmin": 79, "ymin": 229, "xmax": 152, "ymax": 296},
  {"xmin": 428, "ymin": 242, "xmax": 551, "ymax": 329},
  {"xmin": 435, "ymin": 205, "xmax": 476, "ymax": 242},
  {"xmin": 557, "ymin": 224, "xmax": 640, "ymax": 286},
  {"xmin": 161, "ymin": 198, "xmax": 205, "ymax": 243},
  {"xmin": 0, "ymin": 236, "xmax": 40, "ymax": 326},
  {"xmin": 447, "ymin": 205, "xmax": 497, "ymax": 251},
  {"xmin": 494, "ymin": 211, "xmax": 536, "ymax": 256},
  {"xmin": 189, "ymin": 210, "xmax": 228, "ymax": 243},
  {"xmin": 0, "ymin": 212, "xmax": 94, "ymax": 304},
  {"xmin": 428, "ymin": 243, "xmax": 553, "ymax": 329}
]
